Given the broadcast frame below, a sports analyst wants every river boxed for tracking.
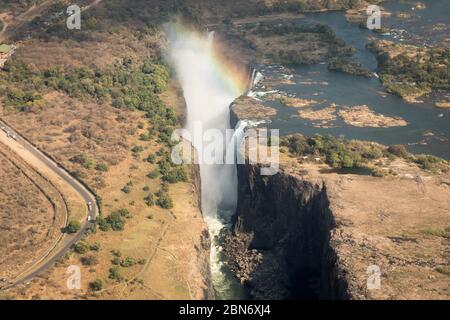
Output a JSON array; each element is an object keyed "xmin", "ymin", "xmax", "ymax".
[
  {"xmin": 168, "ymin": 0, "xmax": 449, "ymax": 301},
  {"xmin": 251, "ymin": 0, "xmax": 450, "ymax": 159}
]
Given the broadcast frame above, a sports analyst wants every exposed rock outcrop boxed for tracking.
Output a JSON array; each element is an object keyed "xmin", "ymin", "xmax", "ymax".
[
  {"xmin": 222, "ymin": 164, "xmax": 348, "ymax": 299},
  {"xmin": 223, "ymin": 159, "xmax": 450, "ymax": 300}
]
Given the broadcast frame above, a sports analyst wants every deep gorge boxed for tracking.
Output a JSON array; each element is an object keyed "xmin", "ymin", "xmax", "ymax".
[
  {"xmin": 169, "ymin": 23, "xmax": 352, "ymax": 300},
  {"xmin": 222, "ymin": 163, "xmax": 351, "ymax": 299}
]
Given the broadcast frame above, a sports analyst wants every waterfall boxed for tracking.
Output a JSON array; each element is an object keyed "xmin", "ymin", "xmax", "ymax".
[
  {"xmin": 253, "ymin": 71, "xmax": 264, "ymax": 87},
  {"xmin": 220, "ymin": 120, "xmax": 247, "ymax": 211},
  {"xmin": 207, "ymin": 30, "xmax": 215, "ymax": 45},
  {"xmin": 247, "ymin": 67, "xmax": 264, "ymax": 97},
  {"xmin": 168, "ymin": 26, "xmax": 247, "ymax": 299},
  {"xmin": 248, "ymin": 68, "xmax": 257, "ymax": 94}
]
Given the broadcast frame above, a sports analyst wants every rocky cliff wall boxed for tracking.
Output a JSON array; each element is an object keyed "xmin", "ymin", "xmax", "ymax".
[{"xmin": 222, "ymin": 164, "xmax": 350, "ymax": 299}]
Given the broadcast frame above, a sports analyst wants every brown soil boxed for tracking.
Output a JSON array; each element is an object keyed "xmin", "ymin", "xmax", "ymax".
[
  {"xmin": 231, "ymin": 96, "xmax": 277, "ymax": 122},
  {"xmin": 280, "ymin": 154, "xmax": 450, "ymax": 299},
  {"xmin": 298, "ymin": 104, "xmax": 337, "ymax": 128},
  {"xmin": 0, "ymin": 142, "xmax": 65, "ymax": 281},
  {"xmin": 0, "ymin": 0, "xmax": 211, "ymax": 300},
  {"xmin": 267, "ymin": 93, "xmax": 321, "ymax": 108},
  {"xmin": 338, "ymin": 105, "xmax": 408, "ymax": 128}
]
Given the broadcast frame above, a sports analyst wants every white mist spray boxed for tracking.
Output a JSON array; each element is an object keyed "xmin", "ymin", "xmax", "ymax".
[{"xmin": 168, "ymin": 26, "xmax": 246, "ymax": 299}]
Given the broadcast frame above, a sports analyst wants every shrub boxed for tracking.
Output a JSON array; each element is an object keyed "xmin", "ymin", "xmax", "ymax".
[
  {"xmin": 73, "ymin": 241, "xmax": 89, "ymax": 254},
  {"xmin": 372, "ymin": 167, "xmax": 388, "ymax": 178},
  {"xmin": 121, "ymin": 185, "xmax": 131, "ymax": 194},
  {"xmin": 414, "ymin": 155, "xmax": 449, "ymax": 173},
  {"xmin": 66, "ymin": 220, "xmax": 81, "ymax": 234},
  {"xmin": 89, "ymin": 279, "xmax": 103, "ymax": 291},
  {"xmin": 89, "ymin": 242, "xmax": 101, "ymax": 251},
  {"xmin": 144, "ymin": 193, "xmax": 155, "ymax": 207},
  {"xmin": 70, "ymin": 154, "xmax": 88, "ymax": 165},
  {"xmin": 158, "ymin": 158, "xmax": 172, "ymax": 175},
  {"xmin": 116, "ymin": 209, "xmax": 132, "ymax": 218},
  {"xmin": 120, "ymin": 257, "xmax": 137, "ymax": 268},
  {"xmin": 138, "ymin": 259, "xmax": 146, "ymax": 265},
  {"xmin": 156, "ymin": 191, "xmax": 174, "ymax": 209},
  {"xmin": 143, "ymin": 185, "xmax": 150, "ymax": 192},
  {"xmin": 147, "ymin": 170, "xmax": 160, "ymax": 179},
  {"xmin": 139, "ymin": 133, "xmax": 151, "ymax": 141},
  {"xmin": 109, "ymin": 266, "xmax": 123, "ymax": 281},
  {"xmin": 84, "ymin": 159, "xmax": 94, "ymax": 170},
  {"xmin": 106, "ymin": 211, "xmax": 126, "ymax": 231},
  {"xmin": 111, "ymin": 257, "xmax": 121, "ymax": 265},
  {"xmin": 72, "ymin": 170, "xmax": 85, "ymax": 179},
  {"xmin": 98, "ymin": 209, "xmax": 130, "ymax": 232},
  {"xmin": 111, "ymin": 250, "xmax": 122, "ymax": 257},
  {"xmin": 81, "ymin": 255, "xmax": 99, "ymax": 266},
  {"xmin": 435, "ymin": 266, "xmax": 450, "ymax": 276},
  {"xmin": 121, "ymin": 181, "xmax": 133, "ymax": 194},
  {"xmin": 146, "ymin": 154, "xmax": 156, "ymax": 164},
  {"xmin": 86, "ymin": 224, "xmax": 97, "ymax": 235},
  {"xmin": 163, "ymin": 167, "xmax": 188, "ymax": 183},
  {"xmin": 97, "ymin": 217, "xmax": 111, "ymax": 232},
  {"xmin": 95, "ymin": 163, "xmax": 109, "ymax": 172},
  {"xmin": 387, "ymin": 144, "xmax": 408, "ymax": 158},
  {"xmin": 131, "ymin": 145, "xmax": 144, "ymax": 154}
]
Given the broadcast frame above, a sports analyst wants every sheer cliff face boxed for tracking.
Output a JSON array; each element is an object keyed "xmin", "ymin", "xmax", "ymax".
[
  {"xmin": 222, "ymin": 164, "xmax": 349, "ymax": 300},
  {"xmin": 223, "ymin": 159, "xmax": 450, "ymax": 300}
]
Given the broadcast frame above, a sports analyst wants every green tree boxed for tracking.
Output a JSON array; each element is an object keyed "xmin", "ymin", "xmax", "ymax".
[
  {"xmin": 109, "ymin": 266, "xmax": 123, "ymax": 281},
  {"xmin": 156, "ymin": 191, "xmax": 174, "ymax": 209},
  {"xmin": 66, "ymin": 220, "xmax": 81, "ymax": 234},
  {"xmin": 89, "ymin": 279, "xmax": 103, "ymax": 291},
  {"xmin": 73, "ymin": 241, "xmax": 89, "ymax": 254},
  {"xmin": 97, "ymin": 217, "xmax": 111, "ymax": 232},
  {"xmin": 120, "ymin": 257, "xmax": 137, "ymax": 268},
  {"xmin": 81, "ymin": 255, "xmax": 99, "ymax": 266},
  {"xmin": 106, "ymin": 212, "xmax": 126, "ymax": 231}
]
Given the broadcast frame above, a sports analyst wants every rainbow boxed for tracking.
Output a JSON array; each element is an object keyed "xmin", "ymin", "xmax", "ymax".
[{"xmin": 167, "ymin": 22, "xmax": 250, "ymax": 96}]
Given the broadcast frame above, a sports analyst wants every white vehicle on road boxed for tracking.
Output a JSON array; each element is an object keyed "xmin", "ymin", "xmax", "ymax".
[{"xmin": 6, "ymin": 131, "xmax": 16, "ymax": 140}]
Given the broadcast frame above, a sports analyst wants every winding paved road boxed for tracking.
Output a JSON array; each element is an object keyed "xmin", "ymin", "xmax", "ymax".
[
  {"xmin": 0, "ymin": 119, "xmax": 98, "ymax": 289},
  {"xmin": 0, "ymin": 0, "xmax": 105, "ymax": 291}
]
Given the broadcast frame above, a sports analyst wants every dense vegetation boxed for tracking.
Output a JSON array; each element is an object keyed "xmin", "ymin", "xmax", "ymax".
[
  {"xmin": 282, "ymin": 134, "xmax": 449, "ymax": 174},
  {"xmin": 246, "ymin": 22, "xmax": 370, "ymax": 76},
  {"xmin": 0, "ymin": 58, "xmax": 177, "ymax": 135},
  {"xmin": 0, "ymin": 58, "xmax": 172, "ymax": 115},
  {"xmin": 368, "ymin": 41, "xmax": 450, "ymax": 98},
  {"xmin": 226, "ymin": 0, "xmax": 377, "ymax": 17},
  {"xmin": 251, "ymin": 23, "xmax": 355, "ymax": 66},
  {"xmin": 97, "ymin": 209, "xmax": 132, "ymax": 232},
  {"xmin": 328, "ymin": 58, "xmax": 372, "ymax": 78},
  {"xmin": 282, "ymin": 134, "xmax": 383, "ymax": 169},
  {"xmin": 0, "ymin": 0, "xmax": 44, "ymax": 12}
]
